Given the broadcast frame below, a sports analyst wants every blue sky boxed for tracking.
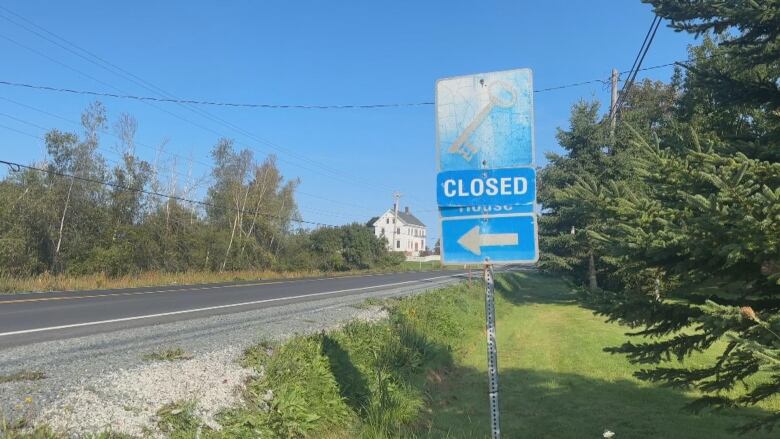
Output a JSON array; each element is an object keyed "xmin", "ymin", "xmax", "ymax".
[{"xmin": 0, "ymin": 1, "xmax": 696, "ymax": 245}]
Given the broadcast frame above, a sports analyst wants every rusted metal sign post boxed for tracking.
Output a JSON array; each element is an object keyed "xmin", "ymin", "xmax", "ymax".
[{"xmin": 484, "ymin": 264, "xmax": 500, "ymax": 438}]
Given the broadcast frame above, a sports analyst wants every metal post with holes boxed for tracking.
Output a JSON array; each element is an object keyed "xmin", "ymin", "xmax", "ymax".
[{"xmin": 484, "ymin": 263, "xmax": 500, "ymax": 438}]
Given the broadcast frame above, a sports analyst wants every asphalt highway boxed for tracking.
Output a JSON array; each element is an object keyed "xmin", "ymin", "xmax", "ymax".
[{"xmin": 0, "ymin": 270, "xmax": 468, "ymax": 347}]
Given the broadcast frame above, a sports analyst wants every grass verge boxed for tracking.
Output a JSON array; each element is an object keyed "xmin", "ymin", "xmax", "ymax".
[
  {"xmin": 8, "ymin": 272, "xmax": 778, "ymax": 438},
  {"xmin": 0, "ymin": 371, "xmax": 45, "ymax": 384},
  {"xmin": 164, "ymin": 271, "xmax": 779, "ymax": 438},
  {"xmin": 142, "ymin": 347, "xmax": 194, "ymax": 362},
  {"xmin": 235, "ymin": 273, "xmax": 780, "ymax": 438},
  {"xmin": 0, "ymin": 264, "xmax": 462, "ymax": 295}
]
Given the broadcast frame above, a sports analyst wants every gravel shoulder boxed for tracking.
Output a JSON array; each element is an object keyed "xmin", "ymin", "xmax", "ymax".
[{"xmin": 0, "ymin": 275, "xmax": 462, "ymax": 437}]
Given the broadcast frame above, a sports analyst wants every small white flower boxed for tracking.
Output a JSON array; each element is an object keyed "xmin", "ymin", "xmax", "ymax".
[{"xmin": 603, "ymin": 430, "xmax": 615, "ymax": 438}]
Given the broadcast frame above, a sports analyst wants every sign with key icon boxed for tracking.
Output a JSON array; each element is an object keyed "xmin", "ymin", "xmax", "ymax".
[
  {"xmin": 437, "ymin": 68, "xmax": 534, "ymax": 171},
  {"xmin": 435, "ymin": 68, "xmax": 538, "ymax": 264}
]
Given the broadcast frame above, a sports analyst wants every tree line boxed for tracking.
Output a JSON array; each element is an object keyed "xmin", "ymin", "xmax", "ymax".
[
  {"xmin": 0, "ymin": 102, "xmax": 401, "ymax": 278},
  {"xmin": 540, "ymin": 0, "xmax": 780, "ymax": 430}
]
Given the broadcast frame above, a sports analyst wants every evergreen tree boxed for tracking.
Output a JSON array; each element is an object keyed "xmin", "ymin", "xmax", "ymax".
[
  {"xmin": 539, "ymin": 81, "xmax": 677, "ymax": 290},
  {"xmin": 558, "ymin": 1, "xmax": 780, "ymax": 429},
  {"xmin": 538, "ymin": 101, "xmax": 609, "ymax": 287}
]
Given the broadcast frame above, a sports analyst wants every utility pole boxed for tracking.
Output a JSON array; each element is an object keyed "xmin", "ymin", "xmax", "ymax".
[
  {"xmin": 392, "ymin": 192, "xmax": 402, "ymax": 252},
  {"xmin": 610, "ymin": 68, "xmax": 619, "ymax": 136}
]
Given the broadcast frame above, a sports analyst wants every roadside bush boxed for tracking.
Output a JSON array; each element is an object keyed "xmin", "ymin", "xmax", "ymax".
[
  {"xmin": 227, "ymin": 292, "xmax": 465, "ymax": 438},
  {"xmin": 223, "ymin": 337, "xmax": 352, "ymax": 437},
  {"xmin": 377, "ymin": 251, "xmax": 406, "ymax": 268}
]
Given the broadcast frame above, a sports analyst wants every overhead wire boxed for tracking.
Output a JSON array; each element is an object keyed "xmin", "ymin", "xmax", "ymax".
[
  {"xmin": 0, "ymin": 59, "xmax": 688, "ymax": 113},
  {"xmin": 0, "ymin": 96, "xmax": 214, "ymax": 170},
  {"xmin": 0, "ymin": 110, "xmax": 206, "ymax": 185},
  {"xmin": 0, "ymin": 7, "xmax": 687, "ymax": 226},
  {"xmin": 0, "ymin": 113, "xmax": 368, "ymax": 224},
  {"xmin": 0, "ymin": 30, "xmax": 353, "ymax": 190},
  {"xmin": 0, "ymin": 18, "xmax": 408, "ymax": 211},
  {"xmin": 0, "ymin": 99, "xmax": 388, "ymax": 216},
  {"xmin": 612, "ymin": 16, "xmax": 663, "ymax": 117},
  {"xmin": 0, "ymin": 7, "xmax": 412, "ymax": 201},
  {"xmin": 0, "ymin": 158, "xmax": 335, "ymax": 228}
]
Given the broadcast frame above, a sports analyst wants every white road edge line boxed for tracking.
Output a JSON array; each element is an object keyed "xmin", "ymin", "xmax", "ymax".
[{"xmin": 0, "ymin": 274, "xmax": 464, "ymax": 338}]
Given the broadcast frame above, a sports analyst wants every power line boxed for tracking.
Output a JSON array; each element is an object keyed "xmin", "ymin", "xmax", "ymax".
[
  {"xmin": 0, "ymin": 59, "xmax": 685, "ymax": 112},
  {"xmin": 0, "ymin": 110, "xmax": 209, "ymax": 185},
  {"xmin": 0, "ymin": 4, "xmax": 684, "ymax": 209},
  {"xmin": 0, "ymin": 96, "xmax": 215, "ymax": 171},
  {"xmin": 613, "ymin": 17, "xmax": 663, "ymax": 117},
  {"xmin": 0, "ymin": 9, "xmax": 411, "ymax": 202},
  {"xmin": 0, "ymin": 79, "xmax": 433, "ymax": 109},
  {"xmin": 0, "ymin": 121, "xmax": 41, "ymax": 140},
  {"xmin": 296, "ymin": 189, "xmax": 377, "ymax": 212},
  {"xmin": 0, "ymin": 158, "xmax": 334, "ymax": 228},
  {"xmin": 0, "ymin": 104, "xmax": 394, "ymax": 215}
]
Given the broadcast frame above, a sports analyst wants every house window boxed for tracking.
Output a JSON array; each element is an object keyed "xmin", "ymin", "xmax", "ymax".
[
  {"xmin": 396, "ymin": 240, "xmax": 400, "ymax": 249},
  {"xmin": 386, "ymin": 218, "xmax": 389, "ymax": 224}
]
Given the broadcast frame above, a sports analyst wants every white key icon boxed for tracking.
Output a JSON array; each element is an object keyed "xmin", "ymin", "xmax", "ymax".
[{"xmin": 448, "ymin": 80, "xmax": 517, "ymax": 162}]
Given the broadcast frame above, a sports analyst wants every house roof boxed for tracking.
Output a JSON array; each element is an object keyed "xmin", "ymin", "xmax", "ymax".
[
  {"xmin": 398, "ymin": 210, "xmax": 425, "ymax": 227},
  {"xmin": 369, "ymin": 209, "xmax": 426, "ymax": 228}
]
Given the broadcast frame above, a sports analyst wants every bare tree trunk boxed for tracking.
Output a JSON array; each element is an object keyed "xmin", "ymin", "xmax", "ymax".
[
  {"xmin": 237, "ymin": 184, "xmax": 251, "ymax": 239},
  {"xmin": 53, "ymin": 176, "xmax": 75, "ymax": 272},
  {"xmin": 588, "ymin": 251, "xmax": 598, "ymax": 290},
  {"xmin": 221, "ymin": 211, "xmax": 240, "ymax": 272},
  {"xmin": 186, "ymin": 155, "xmax": 194, "ymax": 225},
  {"xmin": 11, "ymin": 187, "xmax": 29, "ymax": 210},
  {"xmin": 269, "ymin": 197, "xmax": 286, "ymax": 255},
  {"xmin": 239, "ymin": 201, "xmax": 262, "ymax": 262},
  {"xmin": 653, "ymin": 277, "xmax": 661, "ymax": 301},
  {"xmin": 238, "ymin": 168, "xmax": 271, "ymax": 261},
  {"xmin": 222, "ymin": 180, "xmax": 253, "ymax": 272},
  {"xmin": 165, "ymin": 159, "xmax": 177, "ymax": 232}
]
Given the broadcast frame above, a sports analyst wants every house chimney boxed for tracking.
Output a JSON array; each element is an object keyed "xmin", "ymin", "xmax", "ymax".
[{"xmin": 404, "ymin": 206, "xmax": 410, "ymax": 214}]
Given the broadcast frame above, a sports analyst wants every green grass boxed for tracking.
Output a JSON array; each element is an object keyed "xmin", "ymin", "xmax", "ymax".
[
  {"xmin": 398, "ymin": 261, "xmax": 476, "ymax": 272},
  {"xmin": 142, "ymin": 347, "xmax": 194, "ymax": 362},
  {"xmin": 156, "ymin": 400, "xmax": 209, "ymax": 438},
  {"xmin": 0, "ymin": 263, "xmax": 462, "ymax": 295},
  {"xmin": 398, "ymin": 261, "xmax": 440, "ymax": 271},
  {"xmin": 0, "ymin": 371, "xmax": 45, "ymax": 384},
  {"xmin": 225, "ymin": 271, "xmax": 779, "ymax": 438},
  {"xmin": 352, "ymin": 297, "xmax": 385, "ymax": 309},
  {"xmin": 7, "ymin": 272, "xmax": 778, "ymax": 438},
  {"xmin": 420, "ymin": 272, "xmax": 780, "ymax": 438}
]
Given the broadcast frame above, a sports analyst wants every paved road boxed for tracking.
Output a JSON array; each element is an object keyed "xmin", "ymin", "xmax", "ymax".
[{"xmin": 0, "ymin": 270, "xmax": 468, "ymax": 347}]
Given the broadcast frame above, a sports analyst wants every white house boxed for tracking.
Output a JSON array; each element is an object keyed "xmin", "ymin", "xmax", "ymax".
[{"xmin": 370, "ymin": 206, "xmax": 427, "ymax": 256}]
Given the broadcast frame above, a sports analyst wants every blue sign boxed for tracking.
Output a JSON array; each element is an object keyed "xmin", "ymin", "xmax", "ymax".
[
  {"xmin": 435, "ymin": 68, "xmax": 537, "ymax": 264},
  {"xmin": 441, "ymin": 214, "xmax": 538, "ymax": 264},
  {"xmin": 437, "ymin": 167, "xmax": 535, "ymax": 207},
  {"xmin": 439, "ymin": 203, "xmax": 533, "ymax": 218},
  {"xmin": 437, "ymin": 68, "xmax": 534, "ymax": 171}
]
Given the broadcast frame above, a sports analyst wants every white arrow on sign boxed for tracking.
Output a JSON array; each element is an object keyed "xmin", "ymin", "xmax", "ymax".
[{"xmin": 457, "ymin": 225, "xmax": 519, "ymax": 256}]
